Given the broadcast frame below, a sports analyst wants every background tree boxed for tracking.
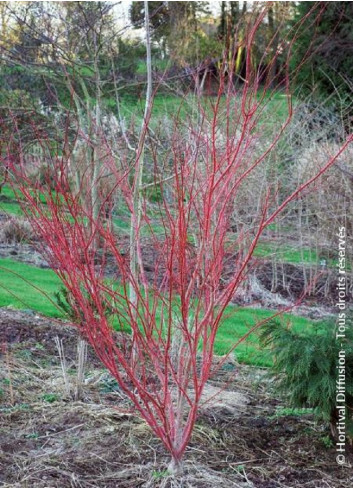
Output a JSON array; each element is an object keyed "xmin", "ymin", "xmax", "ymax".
[
  {"xmin": 292, "ymin": 1, "xmax": 353, "ymax": 128},
  {"xmin": 130, "ymin": 1, "xmax": 211, "ymax": 65}
]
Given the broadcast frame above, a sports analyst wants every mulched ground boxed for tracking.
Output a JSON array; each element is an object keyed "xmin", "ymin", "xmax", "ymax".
[{"xmin": 0, "ymin": 308, "xmax": 352, "ymax": 488}]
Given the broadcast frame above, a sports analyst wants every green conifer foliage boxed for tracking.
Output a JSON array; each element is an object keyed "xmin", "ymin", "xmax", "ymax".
[{"xmin": 260, "ymin": 317, "xmax": 353, "ymax": 446}]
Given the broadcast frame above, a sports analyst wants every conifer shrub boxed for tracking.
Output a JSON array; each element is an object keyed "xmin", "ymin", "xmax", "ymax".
[{"xmin": 260, "ymin": 317, "xmax": 353, "ymax": 447}]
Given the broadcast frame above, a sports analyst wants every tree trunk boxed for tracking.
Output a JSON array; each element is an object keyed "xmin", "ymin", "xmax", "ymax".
[{"xmin": 129, "ymin": 0, "xmax": 153, "ymax": 366}]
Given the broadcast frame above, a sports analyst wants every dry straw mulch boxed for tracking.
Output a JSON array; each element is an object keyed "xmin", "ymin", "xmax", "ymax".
[{"xmin": 0, "ymin": 308, "xmax": 352, "ymax": 488}]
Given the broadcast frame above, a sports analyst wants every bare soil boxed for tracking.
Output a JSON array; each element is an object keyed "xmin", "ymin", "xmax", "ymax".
[{"xmin": 0, "ymin": 308, "xmax": 352, "ymax": 488}]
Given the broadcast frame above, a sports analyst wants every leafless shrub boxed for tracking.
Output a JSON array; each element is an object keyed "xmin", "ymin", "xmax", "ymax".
[{"xmin": 295, "ymin": 142, "xmax": 353, "ymax": 253}]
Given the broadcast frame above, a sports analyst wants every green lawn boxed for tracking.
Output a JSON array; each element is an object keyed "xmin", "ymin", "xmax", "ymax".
[
  {"xmin": 0, "ymin": 187, "xmax": 24, "ymax": 216},
  {"xmin": 106, "ymin": 93, "xmax": 191, "ymax": 122},
  {"xmin": 110, "ymin": 88, "xmax": 292, "ymax": 129},
  {"xmin": 253, "ymin": 241, "xmax": 339, "ymax": 268},
  {"xmin": 216, "ymin": 306, "xmax": 312, "ymax": 366},
  {"xmin": 0, "ymin": 258, "xmax": 314, "ymax": 367},
  {"xmin": 0, "ymin": 258, "xmax": 61, "ymax": 317},
  {"xmin": 253, "ymin": 242, "xmax": 319, "ymax": 265}
]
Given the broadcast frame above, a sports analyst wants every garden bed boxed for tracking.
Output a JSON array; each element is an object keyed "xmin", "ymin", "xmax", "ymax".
[{"xmin": 0, "ymin": 308, "xmax": 351, "ymax": 488}]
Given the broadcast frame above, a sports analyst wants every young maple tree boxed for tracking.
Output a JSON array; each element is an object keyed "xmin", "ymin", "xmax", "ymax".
[{"xmin": 3, "ymin": 3, "xmax": 352, "ymax": 473}]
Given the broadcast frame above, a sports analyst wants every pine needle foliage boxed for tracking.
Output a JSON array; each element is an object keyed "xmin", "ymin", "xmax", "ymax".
[
  {"xmin": 54, "ymin": 286, "xmax": 114, "ymax": 324},
  {"xmin": 260, "ymin": 317, "xmax": 353, "ymax": 440},
  {"xmin": 54, "ymin": 286, "xmax": 79, "ymax": 322}
]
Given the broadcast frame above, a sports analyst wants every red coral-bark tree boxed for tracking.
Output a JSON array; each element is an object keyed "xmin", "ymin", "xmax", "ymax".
[{"xmin": 3, "ymin": 4, "xmax": 352, "ymax": 473}]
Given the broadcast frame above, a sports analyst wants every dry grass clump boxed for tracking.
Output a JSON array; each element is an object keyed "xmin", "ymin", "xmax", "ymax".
[{"xmin": 0, "ymin": 217, "xmax": 33, "ymax": 244}]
